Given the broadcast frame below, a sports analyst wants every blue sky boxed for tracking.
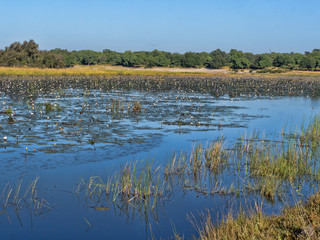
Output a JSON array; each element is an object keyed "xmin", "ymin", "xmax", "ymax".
[{"xmin": 1, "ymin": 0, "xmax": 319, "ymax": 53}]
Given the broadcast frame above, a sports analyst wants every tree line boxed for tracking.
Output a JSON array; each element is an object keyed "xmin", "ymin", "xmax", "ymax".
[{"xmin": 1, "ymin": 40, "xmax": 320, "ymax": 70}]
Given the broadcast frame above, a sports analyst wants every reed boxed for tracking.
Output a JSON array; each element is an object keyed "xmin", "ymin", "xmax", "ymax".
[{"xmin": 164, "ymin": 153, "xmax": 187, "ymax": 176}]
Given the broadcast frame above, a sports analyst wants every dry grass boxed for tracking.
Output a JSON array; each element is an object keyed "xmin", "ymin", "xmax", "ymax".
[
  {"xmin": 0, "ymin": 66, "xmax": 215, "ymax": 77},
  {"xmin": 1, "ymin": 65, "xmax": 320, "ymax": 78},
  {"xmin": 197, "ymin": 192, "xmax": 320, "ymax": 240}
]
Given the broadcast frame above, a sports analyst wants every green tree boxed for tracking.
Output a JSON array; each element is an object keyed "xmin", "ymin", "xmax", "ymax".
[
  {"xmin": 121, "ymin": 51, "xmax": 141, "ymax": 67},
  {"xmin": 207, "ymin": 49, "xmax": 228, "ymax": 68},
  {"xmin": 42, "ymin": 52, "xmax": 65, "ymax": 68},
  {"xmin": 273, "ymin": 54, "xmax": 295, "ymax": 68},
  {"xmin": 253, "ymin": 54, "xmax": 273, "ymax": 69},
  {"xmin": 182, "ymin": 52, "xmax": 202, "ymax": 68},
  {"xmin": 76, "ymin": 50, "xmax": 100, "ymax": 65},
  {"xmin": 299, "ymin": 55, "xmax": 317, "ymax": 70},
  {"xmin": 50, "ymin": 49, "xmax": 76, "ymax": 67},
  {"xmin": 229, "ymin": 49, "xmax": 251, "ymax": 69},
  {"xmin": 170, "ymin": 53, "xmax": 183, "ymax": 67}
]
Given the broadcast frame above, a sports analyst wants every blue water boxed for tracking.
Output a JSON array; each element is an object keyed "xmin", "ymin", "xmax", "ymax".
[{"xmin": 0, "ymin": 86, "xmax": 320, "ymax": 239}]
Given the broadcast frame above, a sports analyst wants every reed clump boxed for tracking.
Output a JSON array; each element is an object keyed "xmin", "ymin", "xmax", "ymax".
[
  {"xmin": 165, "ymin": 141, "xmax": 229, "ymax": 177},
  {"xmin": 0, "ymin": 177, "xmax": 51, "ymax": 216},
  {"xmin": 132, "ymin": 100, "xmax": 142, "ymax": 114},
  {"xmin": 164, "ymin": 142, "xmax": 230, "ymax": 196},
  {"xmin": 45, "ymin": 102, "xmax": 62, "ymax": 112},
  {"xmin": 244, "ymin": 140, "xmax": 314, "ymax": 180},
  {"xmin": 78, "ymin": 161, "xmax": 167, "ymax": 210},
  {"xmin": 110, "ymin": 98, "xmax": 124, "ymax": 115},
  {"xmin": 300, "ymin": 116, "xmax": 320, "ymax": 149},
  {"xmin": 245, "ymin": 177, "xmax": 283, "ymax": 202}
]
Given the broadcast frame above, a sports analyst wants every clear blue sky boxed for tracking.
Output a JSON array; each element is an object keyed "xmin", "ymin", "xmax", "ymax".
[{"xmin": 1, "ymin": 0, "xmax": 319, "ymax": 53}]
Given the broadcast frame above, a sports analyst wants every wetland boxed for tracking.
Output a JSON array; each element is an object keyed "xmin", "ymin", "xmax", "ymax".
[{"xmin": 1, "ymin": 75, "xmax": 320, "ymax": 239}]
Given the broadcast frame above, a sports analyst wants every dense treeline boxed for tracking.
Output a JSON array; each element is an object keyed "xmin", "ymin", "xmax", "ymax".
[
  {"xmin": 1, "ymin": 40, "xmax": 320, "ymax": 70},
  {"xmin": 0, "ymin": 40, "xmax": 65, "ymax": 68}
]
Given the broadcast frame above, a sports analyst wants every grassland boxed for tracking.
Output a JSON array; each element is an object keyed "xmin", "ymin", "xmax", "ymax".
[{"xmin": 1, "ymin": 65, "xmax": 320, "ymax": 78}]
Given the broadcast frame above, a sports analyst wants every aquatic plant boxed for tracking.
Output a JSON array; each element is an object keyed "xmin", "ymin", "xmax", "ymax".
[
  {"xmin": 5, "ymin": 108, "xmax": 12, "ymax": 114},
  {"xmin": 45, "ymin": 102, "xmax": 54, "ymax": 111}
]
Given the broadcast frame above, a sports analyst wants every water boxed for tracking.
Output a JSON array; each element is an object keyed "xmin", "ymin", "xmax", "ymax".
[{"xmin": 0, "ymin": 77, "xmax": 320, "ymax": 239}]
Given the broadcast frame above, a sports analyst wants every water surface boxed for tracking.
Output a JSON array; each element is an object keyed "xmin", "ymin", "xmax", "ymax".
[{"xmin": 0, "ymin": 77, "xmax": 320, "ymax": 239}]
